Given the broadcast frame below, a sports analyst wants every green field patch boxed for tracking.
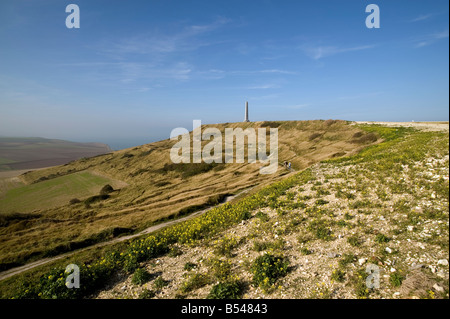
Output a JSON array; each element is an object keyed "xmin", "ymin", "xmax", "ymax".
[
  {"xmin": 0, "ymin": 158, "xmax": 16, "ymax": 165},
  {"xmin": 0, "ymin": 171, "xmax": 117, "ymax": 213},
  {"xmin": 0, "ymin": 158, "xmax": 16, "ymax": 171}
]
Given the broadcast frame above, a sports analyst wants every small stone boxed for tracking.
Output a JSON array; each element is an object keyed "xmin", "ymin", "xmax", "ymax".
[
  {"xmin": 431, "ymin": 193, "xmax": 436, "ymax": 199},
  {"xmin": 390, "ymin": 267, "xmax": 396, "ymax": 272},
  {"xmin": 437, "ymin": 259, "xmax": 449, "ymax": 266},
  {"xmin": 393, "ymin": 292, "xmax": 400, "ymax": 297},
  {"xmin": 407, "ymin": 226, "xmax": 414, "ymax": 231},
  {"xmin": 358, "ymin": 258, "xmax": 367, "ymax": 266},
  {"xmin": 327, "ymin": 252, "xmax": 339, "ymax": 258},
  {"xmin": 411, "ymin": 296, "xmax": 420, "ymax": 299},
  {"xmin": 410, "ymin": 263, "xmax": 424, "ymax": 270},
  {"xmin": 429, "ymin": 265, "xmax": 436, "ymax": 273},
  {"xmin": 433, "ymin": 284, "xmax": 444, "ymax": 293},
  {"xmin": 385, "ymin": 247, "xmax": 392, "ymax": 254}
]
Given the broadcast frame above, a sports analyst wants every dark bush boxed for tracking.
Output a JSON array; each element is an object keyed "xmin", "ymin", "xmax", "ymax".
[
  {"xmin": 153, "ymin": 276, "xmax": 169, "ymax": 289},
  {"xmin": 121, "ymin": 153, "xmax": 134, "ymax": 159},
  {"xmin": 33, "ymin": 176, "xmax": 48, "ymax": 183},
  {"xmin": 352, "ymin": 132, "xmax": 378, "ymax": 144},
  {"xmin": 308, "ymin": 133, "xmax": 322, "ymax": 141},
  {"xmin": 375, "ymin": 233, "xmax": 391, "ymax": 243},
  {"xmin": 139, "ymin": 289, "xmax": 156, "ymax": 299},
  {"xmin": 132, "ymin": 268, "xmax": 153, "ymax": 285},
  {"xmin": 184, "ymin": 262, "xmax": 197, "ymax": 271},
  {"xmin": 260, "ymin": 121, "xmax": 281, "ymax": 128},
  {"xmin": 206, "ymin": 194, "xmax": 229, "ymax": 205},
  {"xmin": 129, "ymin": 168, "xmax": 150, "ymax": 177},
  {"xmin": 84, "ymin": 194, "xmax": 109, "ymax": 205},
  {"xmin": 251, "ymin": 253, "xmax": 289, "ymax": 290},
  {"xmin": 0, "ymin": 212, "xmax": 40, "ymax": 227},
  {"xmin": 69, "ymin": 198, "xmax": 81, "ymax": 205},
  {"xmin": 208, "ymin": 280, "xmax": 245, "ymax": 299},
  {"xmin": 352, "ymin": 131, "xmax": 364, "ymax": 138},
  {"xmin": 154, "ymin": 181, "xmax": 171, "ymax": 187},
  {"xmin": 99, "ymin": 184, "xmax": 114, "ymax": 195},
  {"xmin": 158, "ymin": 162, "xmax": 223, "ymax": 178}
]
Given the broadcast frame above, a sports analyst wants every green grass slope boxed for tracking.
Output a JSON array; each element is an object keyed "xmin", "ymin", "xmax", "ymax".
[
  {"xmin": 0, "ymin": 171, "xmax": 122, "ymax": 214},
  {"xmin": 1, "ymin": 123, "xmax": 447, "ymax": 299},
  {"xmin": 0, "ymin": 120, "xmax": 379, "ymax": 273}
]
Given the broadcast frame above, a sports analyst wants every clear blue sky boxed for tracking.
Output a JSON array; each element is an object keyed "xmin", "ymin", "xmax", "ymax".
[{"xmin": 0, "ymin": 0, "xmax": 448, "ymax": 149}]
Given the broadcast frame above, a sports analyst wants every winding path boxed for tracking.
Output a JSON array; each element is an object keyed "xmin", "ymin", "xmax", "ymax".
[{"xmin": 0, "ymin": 191, "xmax": 248, "ymax": 282}]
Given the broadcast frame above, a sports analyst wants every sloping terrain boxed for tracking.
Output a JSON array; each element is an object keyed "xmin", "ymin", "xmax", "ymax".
[
  {"xmin": 96, "ymin": 126, "xmax": 448, "ymax": 299},
  {"xmin": 1, "ymin": 122, "xmax": 447, "ymax": 299},
  {"xmin": 0, "ymin": 120, "xmax": 375, "ymax": 273},
  {"xmin": 0, "ymin": 171, "xmax": 126, "ymax": 214}
]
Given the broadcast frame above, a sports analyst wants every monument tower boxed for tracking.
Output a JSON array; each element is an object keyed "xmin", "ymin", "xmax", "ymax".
[{"xmin": 244, "ymin": 101, "xmax": 249, "ymax": 122}]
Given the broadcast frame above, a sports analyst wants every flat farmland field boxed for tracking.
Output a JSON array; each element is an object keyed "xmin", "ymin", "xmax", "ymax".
[
  {"xmin": 0, "ymin": 137, "xmax": 112, "ymax": 171},
  {"xmin": 0, "ymin": 171, "xmax": 121, "ymax": 214}
]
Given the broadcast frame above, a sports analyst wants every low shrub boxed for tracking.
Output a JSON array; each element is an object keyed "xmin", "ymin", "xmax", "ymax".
[
  {"xmin": 331, "ymin": 269, "xmax": 346, "ymax": 283},
  {"xmin": 308, "ymin": 133, "xmax": 322, "ymax": 141},
  {"xmin": 213, "ymin": 236, "xmax": 239, "ymax": 257},
  {"xmin": 131, "ymin": 268, "xmax": 153, "ymax": 285},
  {"xmin": 168, "ymin": 246, "xmax": 183, "ymax": 257},
  {"xmin": 351, "ymin": 132, "xmax": 378, "ymax": 144},
  {"xmin": 139, "ymin": 289, "xmax": 156, "ymax": 299},
  {"xmin": 153, "ymin": 276, "xmax": 169, "ymax": 289},
  {"xmin": 255, "ymin": 211, "xmax": 269, "ymax": 222},
  {"xmin": 375, "ymin": 233, "xmax": 391, "ymax": 243},
  {"xmin": 180, "ymin": 273, "xmax": 210, "ymax": 293},
  {"xmin": 69, "ymin": 198, "xmax": 81, "ymax": 205},
  {"xmin": 84, "ymin": 194, "xmax": 109, "ymax": 205},
  {"xmin": 207, "ymin": 280, "xmax": 245, "ymax": 299},
  {"xmin": 250, "ymin": 253, "xmax": 289, "ymax": 291},
  {"xmin": 183, "ymin": 262, "xmax": 197, "ymax": 271},
  {"xmin": 207, "ymin": 258, "xmax": 232, "ymax": 281},
  {"xmin": 389, "ymin": 272, "xmax": 404, "ymax": 287},
  {"xmin": 300, "ymin": 247, "xmax": 312, "ymax": 255},
  {"xmin": 347, "ymin": 235, "xmax": 362, "ymax": 247},
  {"xmin": 339, "ymin": 254, "xmax": 356, "ymax": 267},
  {"xmin": 99, "ymin": 184, "xmax": 114, "ymax": 195},
  {"xmin": 315, "ymin": 199, "xmax": 329, "ymax": 206},
  {"xmin": 260, "ymin": 121, "xmax": 281, "ymax": 128}
]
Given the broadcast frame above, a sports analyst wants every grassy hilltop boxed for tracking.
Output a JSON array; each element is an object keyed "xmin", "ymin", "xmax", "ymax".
[
  {"xmin": 0, "ymin": 120, "xmax": 448, "ymax": 299},
  {"xmin": 0, "ymin": 120, "xmax": 375, "ymax": 271}
]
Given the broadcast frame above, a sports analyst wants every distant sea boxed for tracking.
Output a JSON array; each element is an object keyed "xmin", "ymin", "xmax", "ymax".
[{"xmin": 99, "ymin": 136, "xmax": 168, "ymax": 151}]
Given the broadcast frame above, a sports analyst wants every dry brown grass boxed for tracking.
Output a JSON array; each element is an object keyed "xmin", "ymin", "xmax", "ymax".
[
  {"xmin": 400, "ymin": 269, "xmax": 436, "ymax": 298},
  {"xmin": 0, "ymin": 120, "xmax": 378, "ymax": 269}
]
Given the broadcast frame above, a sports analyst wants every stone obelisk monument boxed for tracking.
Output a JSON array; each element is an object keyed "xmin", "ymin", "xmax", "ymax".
[{"xmin": 244, "ymin": 101, "xmax": 249, "ymax": 122}]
